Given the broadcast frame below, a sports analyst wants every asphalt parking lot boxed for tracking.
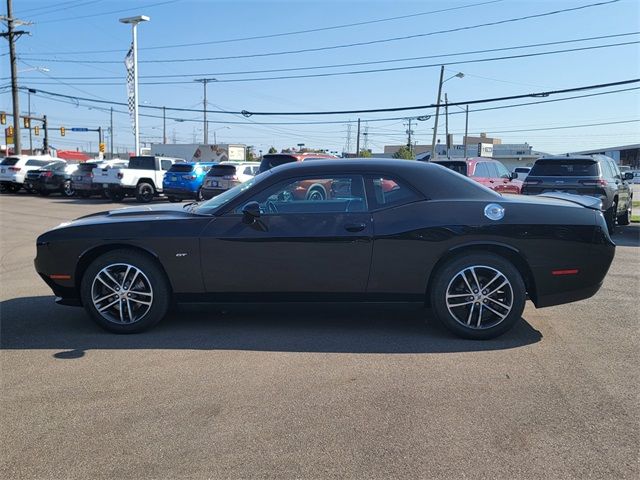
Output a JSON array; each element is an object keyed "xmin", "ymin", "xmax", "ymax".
[{"xmin": 1, "ymin": 193, "xmax": 639, "ymax": 479}]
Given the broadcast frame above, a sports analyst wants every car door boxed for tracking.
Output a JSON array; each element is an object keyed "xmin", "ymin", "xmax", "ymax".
[
  {"xmin": 199, "ymin": 173, "xmax": 373, "ymax": 294},
  {"xmin": 495, "ymin": 162, "xmax": 521, "ymax": 193},
  {"xmin": 470, "ymin": 161, "xmax": 493, "ymax": 190},
  {"xmin": 609, "ymin": 159, "xmax": 630, "ymax": 212}
]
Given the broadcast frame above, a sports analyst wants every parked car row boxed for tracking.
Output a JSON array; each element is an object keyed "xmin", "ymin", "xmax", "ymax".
[{"xmin": 1, "ymin": 154, "xmax": 634, "ymax": 232}]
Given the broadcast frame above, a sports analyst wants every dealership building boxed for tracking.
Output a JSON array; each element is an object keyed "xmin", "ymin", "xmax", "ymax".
[{"xmin": 571, "ymin": 144, "xmax": 640, "ymax": 168}]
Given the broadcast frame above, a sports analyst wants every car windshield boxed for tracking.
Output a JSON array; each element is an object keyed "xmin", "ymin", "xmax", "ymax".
[
  {"xmin": 530, "ymin": 159, "xmax": 598, "ymax": 176},
  {"xmin": 194, "ymin": 171, "xmax": 270, "ymax": 214},
  {"xmin": 1, "ymin": 157, "xmax": 20, "ymax": 166}
]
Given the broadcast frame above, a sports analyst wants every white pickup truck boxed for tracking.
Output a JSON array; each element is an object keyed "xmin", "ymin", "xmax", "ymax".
[{"xmin": 94, "ymin": 155, "xmax": 184, "ymax": 202}]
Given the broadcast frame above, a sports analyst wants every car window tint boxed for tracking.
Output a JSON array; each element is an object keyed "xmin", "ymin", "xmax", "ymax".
[
  {"xmin": 237, "ymin": 175, "xmax": 367, "ymax": 214},
  {"xmin": 160, "ymin": 160, "xmax": 173, "ymax": 171},
  {"xmin": 367, "ymin": 176, "xmax": 421, "ymax": 210},
  {"xmin": 1, "ymin": 157, "xmax": 20, "ymax": 166},
  {"xmin": 25, "ymin": 159, "xmax": 50, "ymax": 166},
  {"xmin": 472, "ymin": 162, "xmax": 490, "ymax": 177},
  {"xmin": 495, "ymin": 162, "xmax": 511, "ymax": 178},
  {"xmin": 530, "ymin": 160, "xmax": 598, "ymax": 176},
  {"xmin": 609, "ymin": 160, "xmax": 621, "ymax": 179},
  {"xmin": 484, "ymin": 163, "xmax": 500, "ymax": 178}
]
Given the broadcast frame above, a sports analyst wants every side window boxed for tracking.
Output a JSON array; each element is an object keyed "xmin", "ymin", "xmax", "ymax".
[
  {"xmin": 609, "ymin": 160, "xmax": 621, "ymax": 179},
  {"xmin": 599, "ymin": 160, "xmax": 612, "ymax": 179},
  {"xmin": 484, "ymin": 162, "xmax": 500, "ymax": 178},
  {"xmin": 366, "ymin": 176, "xmax": 422, "ymax": 210},
  {"xmin": 160, "ymin": 160, "xmax": 173, "ymax": 171},
  {"xmin": 237, "ymin": 175, "xmax": 367, "ymax": 214},
  {"xmin": 472, "ymin": 162, "xmax": 490, "ymax": 178},
  {"xmin": 495, "ymin": 163, "xmax": 511, "ymax": 179}
]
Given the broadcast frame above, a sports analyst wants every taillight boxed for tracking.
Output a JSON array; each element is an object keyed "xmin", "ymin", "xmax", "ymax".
[
  {"xmin": 579, "ymin": 179, "xmax": 607, "ymax": 186},
  {"xmin": 185, "ymin": 175, "xmax": 196, "ymax": 180},
  {"xmin": 223, "ymin": 175, "xmax": 238, "ymax": 180},
  {"xmin": 117, "ymin": 172, "xmax": 123, "ymax": 179},
  {"xmin": 41, "ymin": 171, "xmax": 53, "ymax": 177},
  {"xmin": 523, "ymin": 179, "xmax": 540, "ymax": 185},
  {"xmin": 8, "ymin": 167, "xmax": 21, "ymax": 172}
]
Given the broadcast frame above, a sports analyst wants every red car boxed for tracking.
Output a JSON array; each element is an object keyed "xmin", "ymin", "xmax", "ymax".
[{"xmin": 434, "ymin": 158, "xmax": 523, "ymax": 194}]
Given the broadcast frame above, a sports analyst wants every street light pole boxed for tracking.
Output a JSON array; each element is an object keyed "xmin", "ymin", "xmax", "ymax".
[
  {"xmin": 464, "ymin": 105, "xmax": 469, "ymax": 158},
  {"xmin": 28, "ymin": 88, "xmax": 32, "ymax": 153},
  {"xmin": 430, "ymin": 67, "xmax": 464, "ymax": 161},
  {"xmin": 119, "ymin": 15, "xmax": 150, "ymax": 156}
]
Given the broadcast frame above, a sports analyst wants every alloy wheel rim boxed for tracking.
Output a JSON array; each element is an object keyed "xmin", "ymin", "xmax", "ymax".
[
  {"xmin": 91, "ymin": 263, "xmax": 153, "ymax": 324},
  {"xmin": 445, "ymin": 265, "xmax": 513, "ymax": 330},
  {"xmin": 141, "ymin": 186, "xmax": 153, "ymax": 200},
  {"xmin": 64, "ymin": 181, "xmax": 74, "ymax": 196},
  {"xmin": 308, "ymin": 190, "xmax": 324, "ymax": 201}
]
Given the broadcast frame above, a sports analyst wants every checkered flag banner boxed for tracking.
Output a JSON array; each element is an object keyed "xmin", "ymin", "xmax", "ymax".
[{"xmin": 124, "ymin": 43, "xmax": 135, "ymax": 135}]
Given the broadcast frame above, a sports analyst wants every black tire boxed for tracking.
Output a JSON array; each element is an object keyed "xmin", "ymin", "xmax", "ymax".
[
  {"xmin": 306, "ymin": 186, "xmax": 326, "ymax": 201},
  {"xmin": 168, "ymin": 195, "xmax": 181, "ymax": 203},
  {"xmin": 61, "ymin": 180, "xmax": 75, "ymax": 197},
  {"xmin": 135, "ymin": 182, "xmax": 155, "ymax": 203},
  {"xmin": 80, "ymin": 249, "xmax": 171, "ymax": 333},
  {"xmin": 7, "ymin": 184, "xmax": 21, "ymax": 193},
  {"xmin": 617, "ymin": 199, "xmax": 631, "ymax": 226},
  {"xmin": 605, "ymin": 201, "xmax": 617, "ymax": 234},
  {"xmin": 196, "ymin": 188, "xmax": 204, "ymax": 201},
  {"xmin": 106, "ymin": 190, "xmax": 125, "ymax": 202},
  {"xmin": 430, "ymin": 253, "xmax": 526, "ymax": 340}
]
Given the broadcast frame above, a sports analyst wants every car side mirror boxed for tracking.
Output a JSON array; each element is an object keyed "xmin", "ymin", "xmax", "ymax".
[
  {"xmin": 241, "ymin": 201, "xmax": 261, "ymax": 224},
  {"xmin": 623, "ymin": 172, "xmax": 633, "ymax": 181}
]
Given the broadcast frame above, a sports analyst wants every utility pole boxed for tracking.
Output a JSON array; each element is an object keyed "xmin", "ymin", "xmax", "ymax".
[
  {"xmin": 109, "ymin": 107, "xmax": 114, "ymax": 159},
  {"xmin": 42, "ymin": 114, "xmax": 48, "ymax": 151},
  {"xmin": 194, "ymin": 78, "xmax": 216, "ymax": 144},
  {"xmin": 445, "ymin": 93, "xmax": 449, "ymax": 158},
  {"xmin": 430, "ymin": 66, "xmax": 444, "ymax": 162},
  {"xmin": 464, "ymin": 105, "xmax": 469, "ymax": 158},
  {"xmin": 356, "ymin": 118, "xmax": 361, "ymax": 155},
  {"xmin": 2, "ymin": 0, "xmax": 30, "ymax": 155},
  {"xmin": 406, "ymin": 117, "xmax": 413, "ymax": 154},
  {"xmin": 28, "ymin": 88, "xmax": 33, "ymax": 153},
  {"xmin": 344, "ymin": 123, "xmax": 352, "ymax": 155},
  {"xmin": 162, "ymin": 106, "xmax": 166, "ymax": 144}
]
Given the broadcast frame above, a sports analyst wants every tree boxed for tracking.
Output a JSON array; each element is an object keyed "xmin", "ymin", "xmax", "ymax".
[
  {"xmin": 359, "ymin": 149, "xmax": 372, "ymax": 158},
  {"xmin": 268, "ymin": 146, "xmax": 277, "ymax": 154},
  {"xmin": 246, "ymin": 145, "xmax": 256, "ymax": 161},
  {"xmin": 392, "ymin": 146, "xmax": 414, "ymax": 160}
]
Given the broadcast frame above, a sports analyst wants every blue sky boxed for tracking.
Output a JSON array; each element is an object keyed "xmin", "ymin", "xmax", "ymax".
[{"xmin": 2, "ymin": 0, "xmax": 639, "ymax": 154}]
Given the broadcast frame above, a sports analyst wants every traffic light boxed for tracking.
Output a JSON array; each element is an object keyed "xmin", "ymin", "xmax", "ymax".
[
  {"xmin": 7, "ymin": 125, "xmax": 14, "ymax": 136},
  {"xmin": 60, "ymin": 126, "xmax": 65, "ymax": 136},
  {"xmin": 34, "ymin": 126, "xmax": 40, "ymax": 136},
  {"xmin": 23, "ymin": 117, "xmax": 30, "ymax": 129},
  {"xmin": 99, "ymin": 143, "xmax": 105, "ymax": 153},
  {"xmin": 0, "ymin": 112, "xmax": 5, "ymax": 125}
]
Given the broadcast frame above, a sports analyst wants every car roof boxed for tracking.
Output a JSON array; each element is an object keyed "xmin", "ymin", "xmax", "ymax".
[{"xmin": 537, "ymin": 155, "xmax": 599, "ymax": 161}]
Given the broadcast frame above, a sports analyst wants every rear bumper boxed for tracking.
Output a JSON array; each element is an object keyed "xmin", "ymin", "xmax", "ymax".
[
  {"xmin": 74, "ymin": 182, "xmax": 102, "ymax": 191},
  {"xmin": 163, "ymin": 187, "xmax": 198, "ymax": 199},
  {"xmin": 201, "ymin": 187, "xmax": 227, "ymax": 199}
]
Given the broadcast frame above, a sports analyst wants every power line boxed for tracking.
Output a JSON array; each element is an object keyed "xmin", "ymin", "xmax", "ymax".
[
  {"xmin": 19, "ymin": 0, "xmax": 505, "ymax": 54},
  {"xmin": 13, "ymin": 32, "xmax": 639, "ymax": 80},
  {"xmin": 19, "ymin": 41, "xmax": 637, "ymax": 86},
  {"xmin": 14, "ymin": 79, "xmax": 639, "ymax": 120},
  {"xmin": 34, "ymin": 0, "xmax": 178, "ymax": 24},
  {"xmin": 21, "ymin": 0, "xmax": 620, "ymax": 62},
  {"xmin": 22, "ymin": 0, "xmax": 105, "ymax": 19}
]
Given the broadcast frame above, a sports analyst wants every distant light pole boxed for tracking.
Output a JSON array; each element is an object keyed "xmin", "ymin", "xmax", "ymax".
[
  {"xmin": 119, "ymin": 14, "xmax": 150, "ymax": 156},
  {"xmin": 212, "ymin": 125, "xmax": 230, "ymax": 145},
  {"xmin": 430, "ymin": 67, "xmax": 463, "ymax": 161},
  {"xmin": 297, "ymin": 143, "xmax": 305, "ymax": 151},
  {"xmin": 194, "ymin": 78, "xmax": 217, "ymax": 144}
]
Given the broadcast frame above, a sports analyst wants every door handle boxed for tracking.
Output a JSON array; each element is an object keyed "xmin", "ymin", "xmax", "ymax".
[{"xmin": 344, "ymin": 222, "xmax": 367, "ymax": 232}]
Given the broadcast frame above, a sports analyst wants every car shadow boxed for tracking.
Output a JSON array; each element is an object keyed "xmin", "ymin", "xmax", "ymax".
[
  {"xmin": 0, "ymin": 296, "xmax": 542, "ymax": 358},
  {"xmin": 612, "ymin": 223, "xmax": 640, "ymax": 248}
]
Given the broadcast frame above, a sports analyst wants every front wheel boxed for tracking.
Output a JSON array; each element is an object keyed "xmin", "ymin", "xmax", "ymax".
[
  {"xmin": 617, "ymin": 199, "xmax": 631, "ymax": 226},
  {"xmin": 135, "ymin": 182, "xmax": 155, "ymax": 203},
  {"xmin": 430, "ymin": 253, "xmax": 526, "ymax": 340},
  {"xmin": 61, "ymin": 180, "xmax": 75, "ymax": 197},
  {"xmin": 80, "ymin": 249, "xmax": 171, "ymax": 333}
]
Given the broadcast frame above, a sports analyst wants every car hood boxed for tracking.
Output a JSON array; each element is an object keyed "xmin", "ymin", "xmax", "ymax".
[{"xmin": 57, "ymin": 203, "xmax": 204, "ymax": 228}]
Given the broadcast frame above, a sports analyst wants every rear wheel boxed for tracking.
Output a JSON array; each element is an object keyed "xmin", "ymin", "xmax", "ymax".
[
  {"xmin": 168, "ymin": 196, "xmax": 181, "ymax": 203},
  {"xmin": 617, "ymin": 199, "xmax": 631, "ymax": 226},
  {"xmin": 80, "ymin": 249, "xmax": 171, "ymax": 333},
  {"xmin": 430, "ymin": 253, "xmax": 526, "ymax": 340},
  {"xmin": 61, "ymin": 180, "xmax": 75, "ymax": 197},
  {"xmin": 306, "ymin": 186, "xmax": 326, "ymax": 201},
  {"xmin": 106, "ymin": 189, "xmax": 125, "ymax": 202},
  {"xmin": 6, "ymin": 184, "xmax": 21, "ymax": 193},
  {"xmin": 135, "ymin": 182, "xmax": 155, "ymax": 203}
]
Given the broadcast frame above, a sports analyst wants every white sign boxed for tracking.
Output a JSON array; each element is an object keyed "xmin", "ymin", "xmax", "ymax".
[{"xmin": 478, "ymin": 143, "xmax": 493, "ymax": 157}]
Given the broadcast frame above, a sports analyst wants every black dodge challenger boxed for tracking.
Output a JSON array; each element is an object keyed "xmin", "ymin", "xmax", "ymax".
[{"xmin": 35, "ymin": 159, "xmax": 615, "ymax": 339}]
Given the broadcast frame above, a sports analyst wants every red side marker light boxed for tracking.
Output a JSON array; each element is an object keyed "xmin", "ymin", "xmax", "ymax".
[
  {"xmin": 49, "ymin": 274, "xmax": 72, "ymax": 280},
  {"xmin": 551, "ymin": 269, "xmax": 579, "ymax": 276}
]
